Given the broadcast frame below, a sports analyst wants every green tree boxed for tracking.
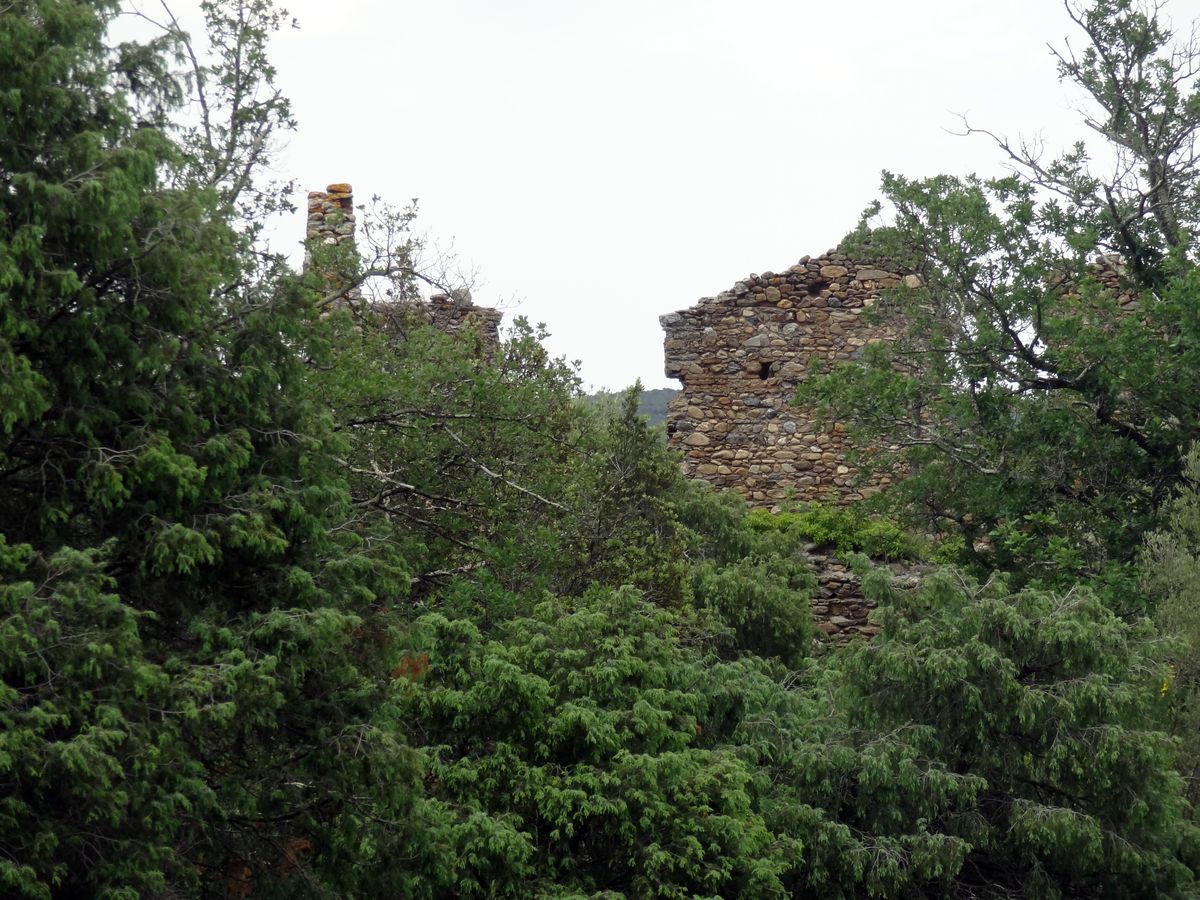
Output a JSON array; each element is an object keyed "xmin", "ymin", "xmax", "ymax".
[
  {"xmin": 827, "ymin": 567, "xmax": 1200, "ymax": 897},
  {"xmin": 378, "ymin": 559, "xmax": 1200, "ymax": 897},
  {"xmin": 313, "ymin": 309, "xmax": 584, "ymax": 605},
  {"xmin": 804, "ymin": 0, "xmax": 1200, "ymax": 577},
  {"xmin": 0, "ymin": 2, "xmax": 416, "ymax": 895},
  {"xmin": 1140, "ymin": 444, "xmax": 1200, "ymax": 804},
  {"xmin": 561, "ymin": 387, "xmax": 692, "ymax": 606},
  {"xmin": 388, "ymin": 586, "xmax": 794, "ymax": 898}
]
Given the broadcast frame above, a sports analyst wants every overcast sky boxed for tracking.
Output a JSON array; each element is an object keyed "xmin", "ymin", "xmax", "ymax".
[{"xmin": 161, "ymin": 0, "xmax": 1199, "ymax": 390}]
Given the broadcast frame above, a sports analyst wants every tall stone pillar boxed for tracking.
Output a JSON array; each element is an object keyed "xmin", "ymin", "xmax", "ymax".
[
  {"xmin": 306, "ymin": 182, "xmax": 355, "ymax": 246},
  {"xmin": 305, "ymin": 182, "xmax": 359, "ymax": 307}
]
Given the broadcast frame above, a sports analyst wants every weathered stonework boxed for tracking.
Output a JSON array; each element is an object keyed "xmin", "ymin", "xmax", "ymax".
[
  {"xmin": 307, "ymin": 183, "xmax": 361, "ymax": 305},
  {"xmin": 418, "ymin": 290, "xmax": 503, "ymax": 349},
  {"xmin": 306, "ymin": 183, "xmax": 501, "ymax": 347},
  {"xmin": 808, "ymin": 551, "xmax": 927, "ymax": 641},
  {"xmin": 661, "ymin": 250, "xmax": 915, "ymax": 508},
  {"xmin": 660, "ymin": 250, "xmax": 1137, "ymax": 639},
  {"xmin": 661, "ymin": 249, "xmax": 925, "ymax": 640},
  {"xmin": 307, "ymin": 182, "xmax": 356, "ymax": 248}
]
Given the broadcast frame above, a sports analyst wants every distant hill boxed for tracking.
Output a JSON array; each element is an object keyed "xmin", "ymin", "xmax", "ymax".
[{"xmin": 585, "ymin": 387, "xmax": 679, "ymax": 426}]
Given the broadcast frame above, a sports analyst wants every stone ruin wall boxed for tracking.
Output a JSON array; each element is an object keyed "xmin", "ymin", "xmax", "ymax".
[
  {"xmin": 421, "ymin": 293, "xmax": 503, "ymax": 347},
  {"xmin": 661, "ymin": 250, "xmax": 918, "ymax": 509},
  {"xmin": 306, "ymin": 183, "xmax": 501, "ymax": 346},
  {"xmin": 661, "ymin": 250, "xmax": 926, "ymax": 641},
  {"xmin": 659, "ymin": 250, "xmax": 1141, "ymax": 640},
  {"xmin": 659, "ymin": 252, "xmax": 1137, "ymax": 514}
]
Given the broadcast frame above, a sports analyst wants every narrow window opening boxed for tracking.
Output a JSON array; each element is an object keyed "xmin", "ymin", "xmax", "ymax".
[
  {"xmin": 807, "ymin": 281, "xmax": 824, "ymax": 296},
  {"xmin": 757, "ymin": 361, "xmax": 772, "ymax": 380}
]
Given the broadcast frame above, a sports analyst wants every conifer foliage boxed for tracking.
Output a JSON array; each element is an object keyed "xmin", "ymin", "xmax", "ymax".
[
  {"xmin": 0, "ymin": 1, "xmax": 1198, "ymax": 897},
  {"xmin": 0, "ymin": 1, "xmax": 410, "ymax": 894}
]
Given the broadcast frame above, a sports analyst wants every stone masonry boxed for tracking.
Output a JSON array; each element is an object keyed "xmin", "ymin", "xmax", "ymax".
[
  {"xmin": 306, "ymin": 183, "xmax": 501, "ymax": 347},
  {"xmin": 417, "ymin": 290, "xmax": 503, "ymax": 349},
  {"xmin": 659, "ymin": 250, "xmax": 1135, "ymax": 640},
  {"xmin": 307, "ymin": 182, "xmax": 357, "ymax": 248},
  {"xmin": 307, "ymin": 182, "xmax": 360, "ymax": 305},
  {"xmin": 661, "ymin": 249, "xmax": 925, "ymax": 641},
  {"xmin": 661, "ymin": 249, "xmax": 917, "ymax": 508}
]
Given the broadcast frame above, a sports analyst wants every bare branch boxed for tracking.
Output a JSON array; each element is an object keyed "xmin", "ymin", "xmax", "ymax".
[{"xmin": 443, "ymin": 428, "xmax": 567, "ymax": 511}]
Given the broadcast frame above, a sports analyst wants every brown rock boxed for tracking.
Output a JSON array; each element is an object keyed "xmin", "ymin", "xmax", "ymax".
[{"xmin": 855, "ymin": 268, "xmax": 893, "ymax": 280}]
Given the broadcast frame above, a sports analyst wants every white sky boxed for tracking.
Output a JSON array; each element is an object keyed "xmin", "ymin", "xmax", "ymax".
[{"xmin": 164, "ymin": 0, "xmax": 1199, "ymax": 390}]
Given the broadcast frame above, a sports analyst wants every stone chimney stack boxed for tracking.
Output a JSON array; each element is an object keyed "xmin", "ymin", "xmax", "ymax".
[
  {"xmin": 305, "ymin": 182, "xmax": 358, "ymax": 306},
  {"xmin": 306, "ymin": 182, "xmax": 355, "ymax": 246}
]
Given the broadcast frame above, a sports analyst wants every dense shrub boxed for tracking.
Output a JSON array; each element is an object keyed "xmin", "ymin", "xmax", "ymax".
[{"xmin": 744, "ymin": 504, "xmax": 924, "ymax": 561}]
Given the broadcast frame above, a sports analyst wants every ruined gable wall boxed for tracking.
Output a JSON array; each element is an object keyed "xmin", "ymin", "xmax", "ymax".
[
  {"xmin": 661, "ymin": 250, "xmax": 918, "ymax": 508},
  {"xmin": 661, "ymin": 250, "xmax": 926, "ymax": 640}
]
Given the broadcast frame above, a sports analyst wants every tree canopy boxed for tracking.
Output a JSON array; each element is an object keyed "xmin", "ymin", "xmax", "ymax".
[
  {"xmin": 806, "ymin": 0, "xmax": 1200, "ymax": 581},
  {"xmin": 1, "ymin": 0, "xmax": 1198, "ymax": 897}
]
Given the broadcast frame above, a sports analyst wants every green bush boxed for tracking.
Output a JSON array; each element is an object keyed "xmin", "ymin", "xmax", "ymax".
[{"xmin": 744, "ymin": 504, "xmax": 924, "ymax": 561}]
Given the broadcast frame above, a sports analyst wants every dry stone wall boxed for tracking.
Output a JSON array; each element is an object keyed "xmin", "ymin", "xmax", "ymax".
[
  {"xmin": 306, "ymin": 183, "xmax": 501, "ymax": 347},
  {"xmin": 659, "ymin": 250, "xmax": 1142, "ymax": 640},
  {"xmin": 419, "ymin": 291, "xmax": 503, "ymax": 349},
  {"xmin": 808, "ymin": 552, "xmax": 927, "ymax": 641},
  {"xmin": 661, "ymin": 250, "xmax": 917, "ymax": 508},
  {"xmin": 661, "ymin": 250, "xmax": 925, "ymax": 641},
  {"xmin": 307, "ymin": 183, "xmax": 356, "ymax": 247},
  {"xmin": 307, "ymin": 183, "xmax": 360, "ymax": 305}
]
